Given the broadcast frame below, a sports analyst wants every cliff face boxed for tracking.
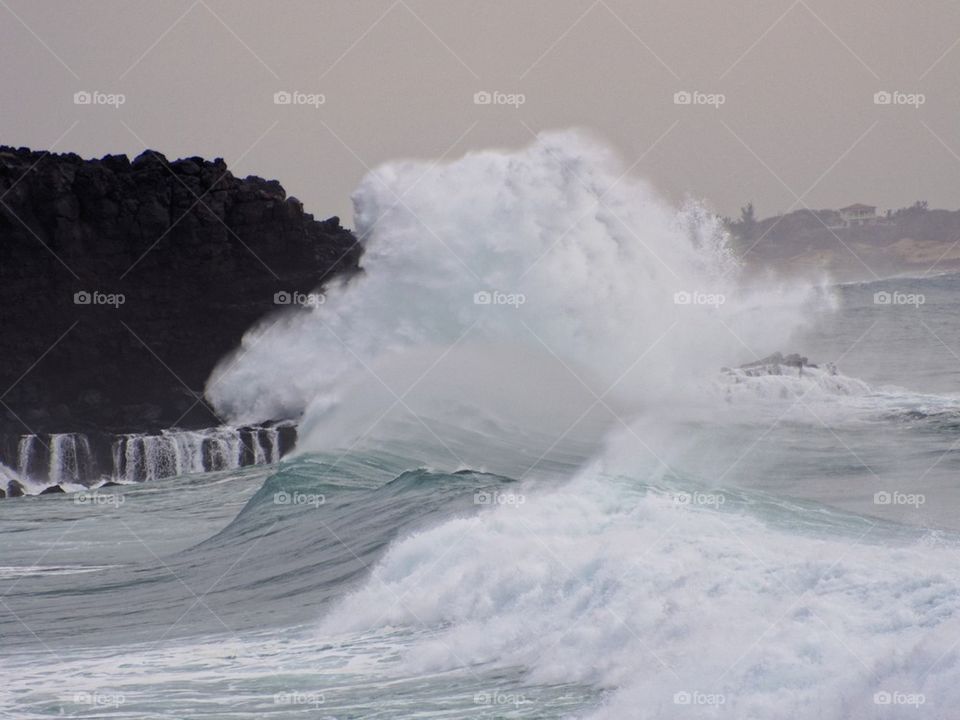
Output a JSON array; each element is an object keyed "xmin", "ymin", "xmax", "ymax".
[{"xmin": 0, "ymin": 146, "xmax": 362, "ymax": 435}]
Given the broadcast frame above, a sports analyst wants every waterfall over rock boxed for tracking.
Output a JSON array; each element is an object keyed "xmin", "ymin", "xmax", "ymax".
[{"xmin": 1, "ymin": 425, "xmax": 296, "ymax": 495}]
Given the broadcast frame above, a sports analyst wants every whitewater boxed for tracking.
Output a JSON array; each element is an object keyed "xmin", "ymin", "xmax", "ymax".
[{"xmin": 3, "ymin": 131, "xmax": 960, "ymax": 719}]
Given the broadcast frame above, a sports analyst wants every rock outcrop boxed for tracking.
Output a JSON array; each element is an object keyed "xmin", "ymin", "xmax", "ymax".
[
  {"xmin": 741, "ymin": 352, "xmax": 815, "ymax": 371},
  {"xmin": 723, "ymin": 352, "xmax": 837, "ymax": 378},
  {"xmin": 0, "ymin": 146, "xmax": 363, "ymax": 436}
]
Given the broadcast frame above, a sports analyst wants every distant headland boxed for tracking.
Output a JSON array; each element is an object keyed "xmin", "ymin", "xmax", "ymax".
[{"xmin": 725, "ymin": 201, "xmax": 960, "ymax": 281}]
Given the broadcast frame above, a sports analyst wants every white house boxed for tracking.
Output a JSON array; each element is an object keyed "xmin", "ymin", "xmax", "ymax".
[{"xmin": 838, "ymin": 204, "xmax": 877, "ymax": 226}]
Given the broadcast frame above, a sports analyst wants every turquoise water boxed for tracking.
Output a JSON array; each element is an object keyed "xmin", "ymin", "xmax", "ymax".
[{"xmin": 4, "ymin": 275, "xmax": 960, "ymax": 718}]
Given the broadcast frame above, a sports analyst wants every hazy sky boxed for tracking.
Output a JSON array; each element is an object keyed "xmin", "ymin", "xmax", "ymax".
[{"xmin": 2, "ymin": 0, "xmax": 959, "ymax": 224}]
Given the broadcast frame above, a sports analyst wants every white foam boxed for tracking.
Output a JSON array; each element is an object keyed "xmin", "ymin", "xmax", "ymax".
[
  {"xmin": 206, "ymin": 131, "xmax": 827, "ymax": 458},
  {"xmin": 317, "ymin": 472, "xmax": 960, "ymax": 719},
  {"xmin": 713, "ymin": 363, "xmax": 872, "ymax": 403}
]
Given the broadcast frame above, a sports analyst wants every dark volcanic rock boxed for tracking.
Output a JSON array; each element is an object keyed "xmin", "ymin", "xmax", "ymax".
[
  {"xmin": 730, "ymin": 352, "xmax": 838, "ymax": 378},
  {"xmin": 7, "ymin": 480, "xmax": 26, "ymax": 497},
  {"xmin": 741, "ymin": 352, "xmax": 815, "ymax": 370},
  {"xmin": 0, "ymin": 147, "xmax": 363, "ymax": 435},
  {"xmin": 39, "ymin": 484, "xmax": 66, "ymax": 495}
]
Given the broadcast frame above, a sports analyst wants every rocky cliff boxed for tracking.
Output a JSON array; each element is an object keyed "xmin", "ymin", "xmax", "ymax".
[{"xmin": 0, "ymin": 146, "xmax": 363, "ymax": 436}]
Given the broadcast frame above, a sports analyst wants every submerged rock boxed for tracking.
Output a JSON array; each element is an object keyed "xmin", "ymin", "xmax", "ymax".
[
  {"xmin": 741, "ymin": 352, "xmax": 817, "ymax": 370},
  {"xmin": 730, "ymin": 351, "xmax": 837, "ymax": 378},
  {"xmin": 39, "ymin": 485, "xmax": 66, "ymax": 495},
  {"xmin": 723, "ymin": 352, "xmax": 840, "ymax": 381}
]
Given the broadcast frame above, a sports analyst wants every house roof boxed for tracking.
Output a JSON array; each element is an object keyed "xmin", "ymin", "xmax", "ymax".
[{"xmin": 839, "ymin": 203, "xmax": 876, "ymax": 212}]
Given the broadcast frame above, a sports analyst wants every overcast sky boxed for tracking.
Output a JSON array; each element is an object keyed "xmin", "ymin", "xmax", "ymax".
[{"xmin": 2, "ymin": 0, "xmax": 959, "ymax": 224}]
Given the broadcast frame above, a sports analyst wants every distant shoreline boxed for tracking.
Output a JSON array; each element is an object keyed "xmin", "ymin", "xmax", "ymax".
[{"xmin": 730, "ymin": 203, "xmax": 960, "ymax": 283}]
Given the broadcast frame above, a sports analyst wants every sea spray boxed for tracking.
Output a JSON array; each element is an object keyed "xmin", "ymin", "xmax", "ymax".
[{"xmin": 207, "ymin": 131, "xmax": 826, "ymax": 466}]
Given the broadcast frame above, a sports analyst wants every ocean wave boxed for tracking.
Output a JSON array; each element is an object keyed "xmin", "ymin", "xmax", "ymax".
[
  {"xmin": 206, "ymin": 130, "xmax": 828, "ymax": 461},
  {"xmin": 317, "ymin": 469, "xmax": 960, "ymax": 719}
]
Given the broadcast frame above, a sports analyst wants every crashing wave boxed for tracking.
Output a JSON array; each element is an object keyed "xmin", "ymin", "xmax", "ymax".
[{"xmin": 206, "ymin": 130, "xmax": 829, "ymax": 468}]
